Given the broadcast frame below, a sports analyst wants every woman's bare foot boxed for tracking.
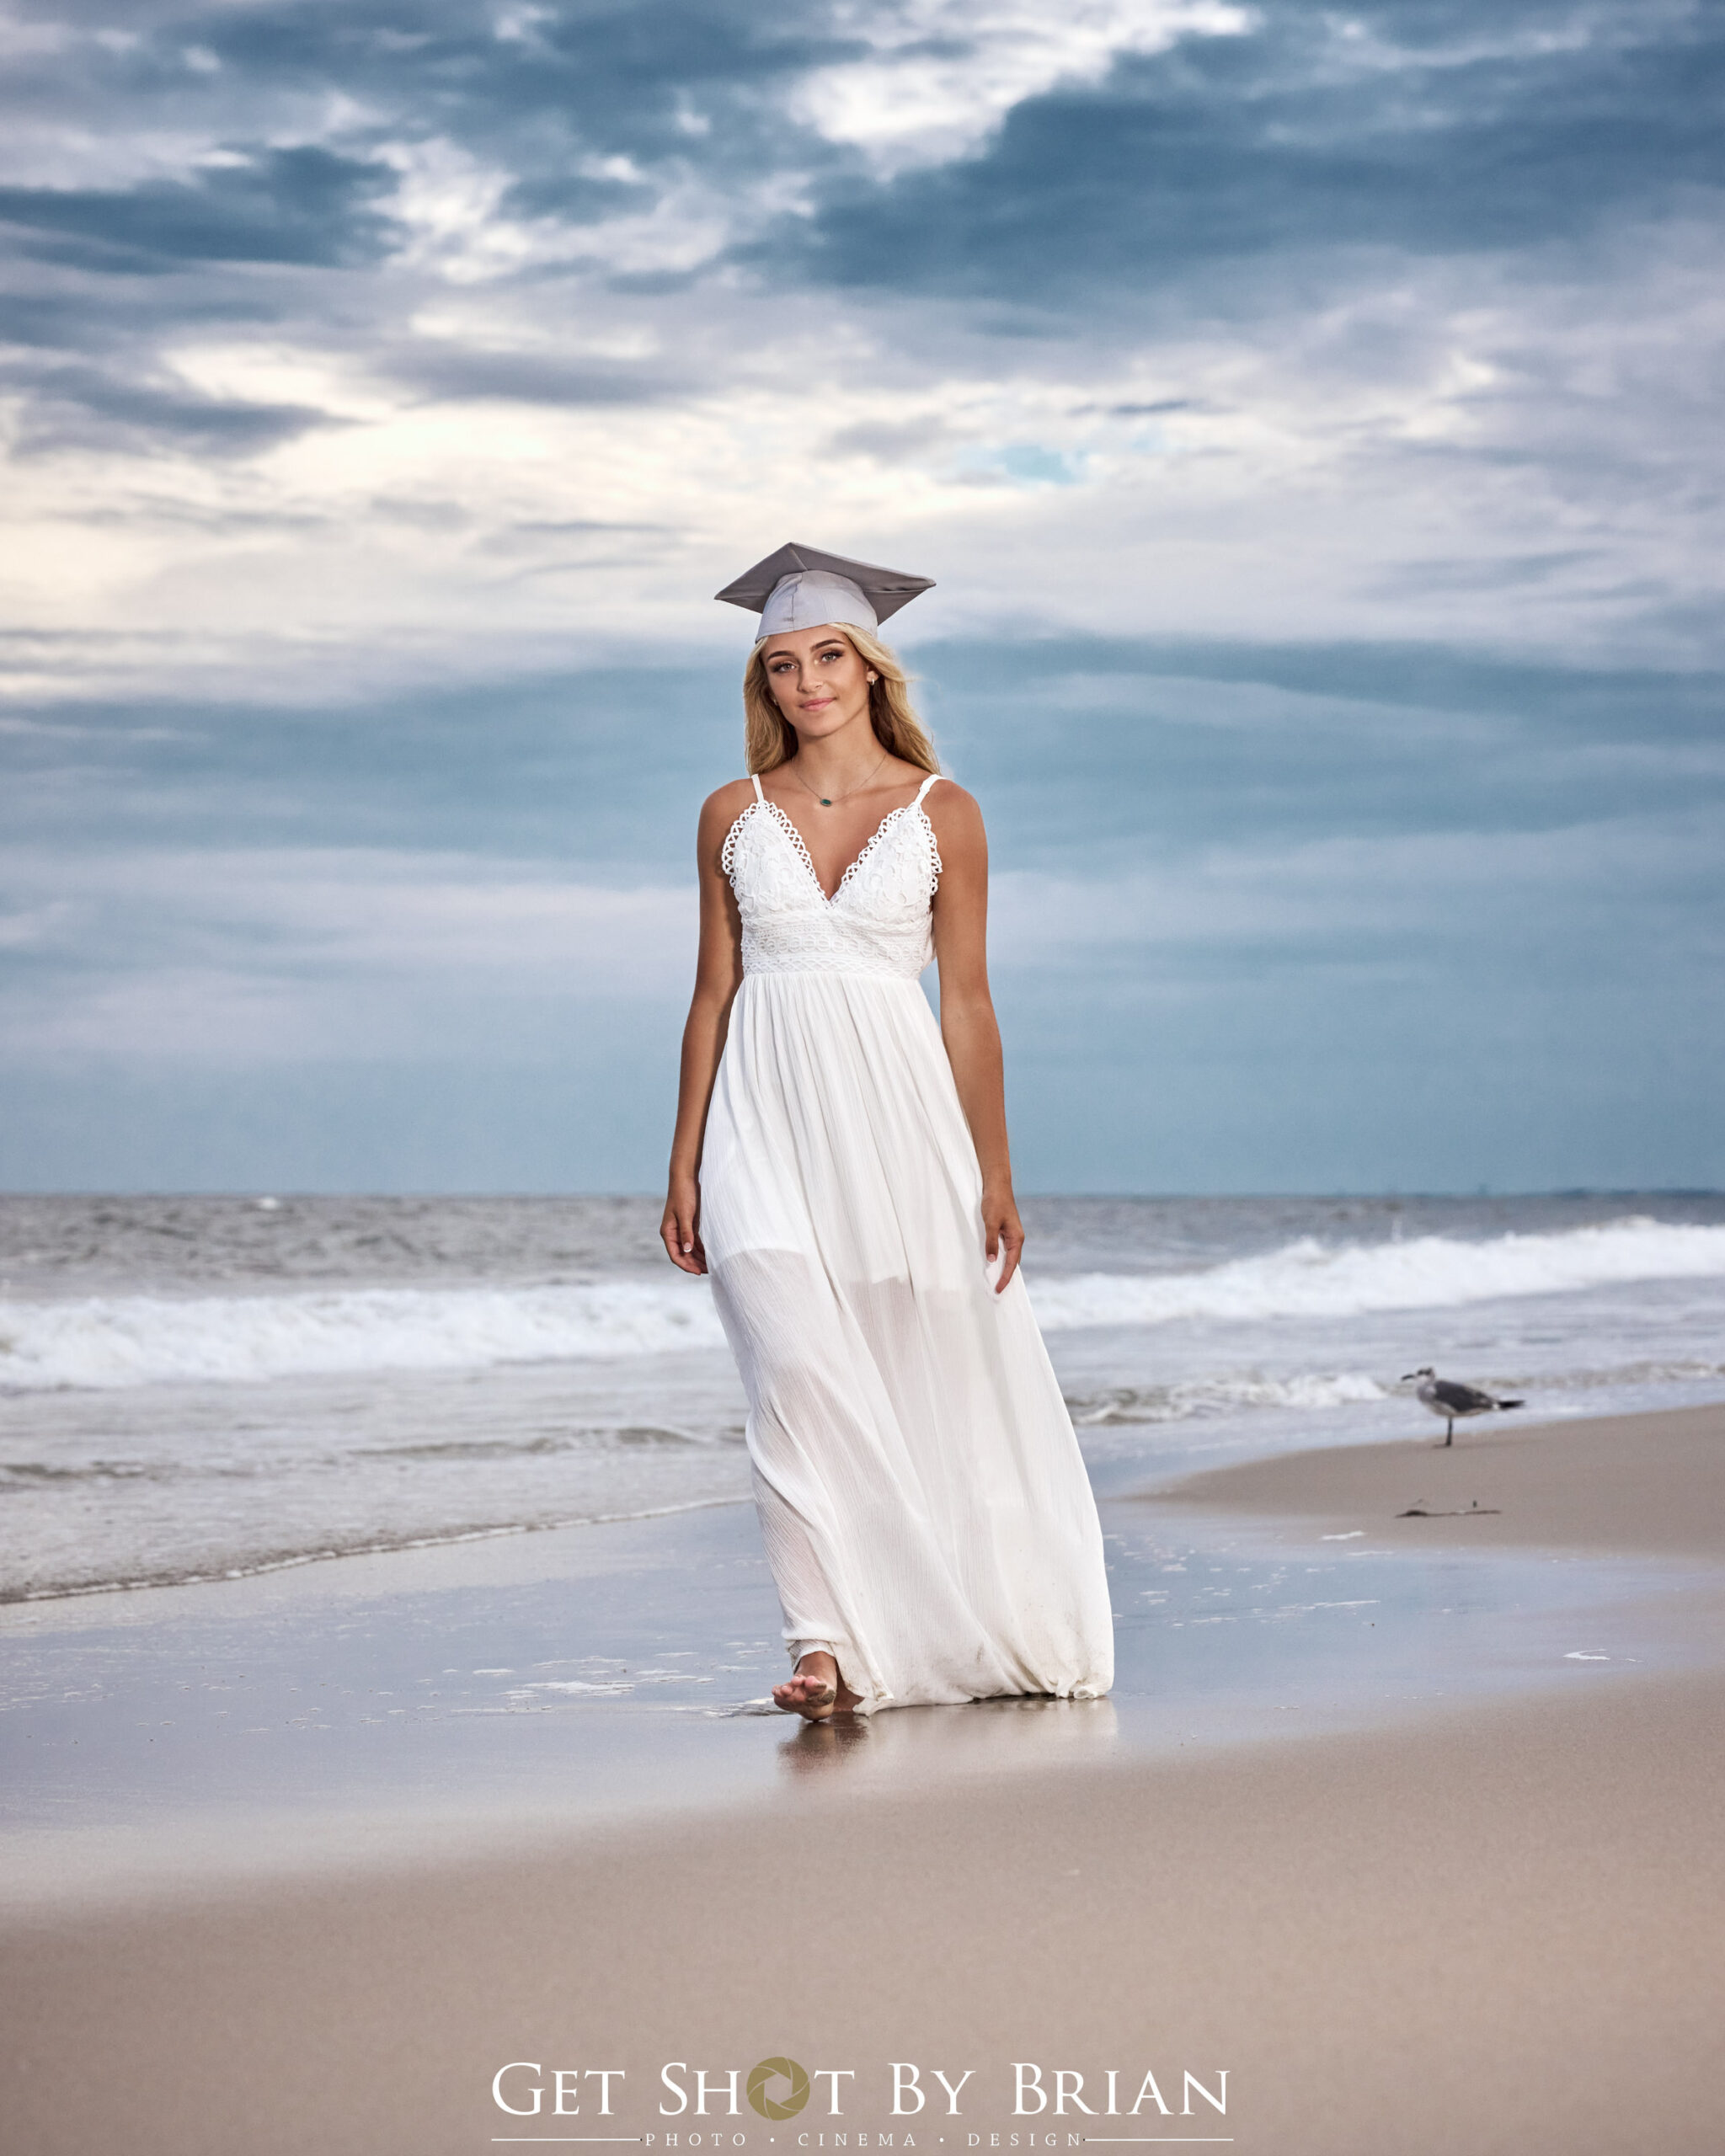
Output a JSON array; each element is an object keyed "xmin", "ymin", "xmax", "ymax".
[{"xmin": 772, "ymin": 1651, "xmax": 859, "ymax": 1721}]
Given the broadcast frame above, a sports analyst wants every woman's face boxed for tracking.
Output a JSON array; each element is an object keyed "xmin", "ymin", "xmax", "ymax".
[{"xmin": 760, "ymin": 625, "xmax": 873, "ymax": 743}]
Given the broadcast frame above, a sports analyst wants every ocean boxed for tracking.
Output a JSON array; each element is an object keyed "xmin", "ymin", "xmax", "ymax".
[{"xmin": 3, "ymin": 1191, "xmax": 1724, "ymax": 1604}]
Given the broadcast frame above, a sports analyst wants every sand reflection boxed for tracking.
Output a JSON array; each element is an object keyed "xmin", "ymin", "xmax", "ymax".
[{"xmin": 776, "ymin": 1691, "xmax": 1119, "ymax": 1780}]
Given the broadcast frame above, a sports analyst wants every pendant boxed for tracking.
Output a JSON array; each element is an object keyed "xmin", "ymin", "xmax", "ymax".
[{"xmin": 819, "ymin": 798, "xmax": 831, "ymax": 806}]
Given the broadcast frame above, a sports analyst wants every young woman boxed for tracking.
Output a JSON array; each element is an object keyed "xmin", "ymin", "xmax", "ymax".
[{"xmin": 661, "ymin": 544, "xmax": 1114, "ymax": 1721}]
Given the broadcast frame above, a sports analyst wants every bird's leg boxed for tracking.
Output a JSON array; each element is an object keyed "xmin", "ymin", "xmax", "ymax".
[{"xmin": 1445, "ymin": 1419, "xmax": 1454, "ymax": 1445}]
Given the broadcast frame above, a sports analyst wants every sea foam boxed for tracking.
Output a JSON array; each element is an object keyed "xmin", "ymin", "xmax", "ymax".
[
  {"xmin": 1027, "ymin": 1217, "xmax": 1725, "ymax": 1331},
  {"xmin": 3, "ymin": 1215, "xmax": 1722, "ymax": 1394},
  {"xmin": 0, "ymin": 1279, "xmax": 729, "ymax": 1392}
]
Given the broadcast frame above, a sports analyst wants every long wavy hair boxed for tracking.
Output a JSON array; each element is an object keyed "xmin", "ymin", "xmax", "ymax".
[{"xmin": 743, "ymin": 622, "xmax": 939, "ymax": 777}]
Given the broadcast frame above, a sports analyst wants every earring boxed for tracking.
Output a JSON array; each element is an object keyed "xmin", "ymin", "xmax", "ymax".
[{"xmin": 867, "ymin": 673, "xmax": 878, "ymax": 683}]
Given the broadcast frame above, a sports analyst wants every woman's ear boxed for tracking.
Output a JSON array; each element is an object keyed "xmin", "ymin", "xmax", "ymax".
[{"xmin": 867, "ymin": 672, "xmax": 878, "ymax": 683}]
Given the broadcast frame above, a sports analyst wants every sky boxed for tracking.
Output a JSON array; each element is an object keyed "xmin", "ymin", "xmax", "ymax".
[{"xmin": 1, "ymin": 0, "xmax": 1721, "ymax": 1195}]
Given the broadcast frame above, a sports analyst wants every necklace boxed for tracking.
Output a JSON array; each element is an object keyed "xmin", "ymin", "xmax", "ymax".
[{"xmin": 786, "ymin": 748, "xmax": 889, "ymax": 808}]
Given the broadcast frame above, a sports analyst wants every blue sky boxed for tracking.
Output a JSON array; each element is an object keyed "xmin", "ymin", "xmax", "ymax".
[{"xmin": 1, "ymin": 0, "xmax": 1721, "ymax": 1193}]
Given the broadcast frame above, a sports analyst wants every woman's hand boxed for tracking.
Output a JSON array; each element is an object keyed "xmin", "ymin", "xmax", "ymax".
[
  {"xmin": 661, "ymin": 1178, "xmax": 708, "ymax": 1276},
  {"xmin": 982, "ymin": 1182, "xmax": 1024, "ymax": 1294}
]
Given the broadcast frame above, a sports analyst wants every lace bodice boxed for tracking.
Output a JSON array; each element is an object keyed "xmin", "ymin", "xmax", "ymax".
[{"xmin": 720, "ymin": 772, "xmax": 945, "ymax": 979}]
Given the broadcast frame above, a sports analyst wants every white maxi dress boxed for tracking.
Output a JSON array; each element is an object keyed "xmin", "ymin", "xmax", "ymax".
[{"xmin": 699, "ymin": 771, "xmax": 1115, "ymax": 1714}]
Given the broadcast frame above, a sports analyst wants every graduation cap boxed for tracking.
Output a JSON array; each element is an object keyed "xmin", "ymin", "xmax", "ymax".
[{"xmin": 714, "ymin": 542, "xmax": 935, "ymax": 642}]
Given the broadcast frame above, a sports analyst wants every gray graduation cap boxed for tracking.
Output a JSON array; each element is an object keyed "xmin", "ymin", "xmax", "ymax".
[{"xmin": 715, "ymin": 542, "xmax": 934, "ymax": 642}]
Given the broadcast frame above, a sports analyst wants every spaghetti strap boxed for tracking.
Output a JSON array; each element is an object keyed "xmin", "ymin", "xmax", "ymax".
[
  {"xmin": 750, "ymin": 772, "xmax": 765, "ymax": 803},
  {"xmin": 914, "ymin": 772, "xmax": 943, "ymax": 805}
]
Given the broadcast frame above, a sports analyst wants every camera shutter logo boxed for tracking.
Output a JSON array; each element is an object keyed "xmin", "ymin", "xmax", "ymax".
[{"xmin": 747, "ymin": 2057, "xmax": 811, "ymax": 2120}]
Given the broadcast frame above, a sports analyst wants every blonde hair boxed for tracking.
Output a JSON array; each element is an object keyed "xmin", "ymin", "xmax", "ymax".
[{"xmin": 743, "ymin": 622, "xmax": 939, "ymax": 776}]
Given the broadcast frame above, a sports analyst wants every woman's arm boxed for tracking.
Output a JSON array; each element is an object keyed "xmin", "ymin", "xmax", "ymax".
[
  {"xmin": 660, "ymin": 783, "xmax": 750, "ymax": 1275},
  {"xmin": 927, "ymin": 784, "xmax": 1025, "ymax": 1294}
]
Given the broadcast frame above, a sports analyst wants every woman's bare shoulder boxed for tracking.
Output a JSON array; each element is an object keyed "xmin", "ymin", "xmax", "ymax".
[
  {"xmin": 924, "ymin": 776, "xmax": 985, "ymax": 839},
  {"xmin": 693, "ymin": 779, "xmax": 760, "ymax": 873},
  {"xmin": 699, "ymin": 776, "xmax": 759, "ymax": 827}
]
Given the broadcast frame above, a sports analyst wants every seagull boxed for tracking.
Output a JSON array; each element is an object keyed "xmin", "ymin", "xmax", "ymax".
[{"xmin": 1402, "ymin": 1367, "xmax": 1525, "ymax": 1446}]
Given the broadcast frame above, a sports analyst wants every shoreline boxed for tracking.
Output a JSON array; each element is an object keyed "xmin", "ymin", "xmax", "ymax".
[
  {"xmin": 13, "ymin": 1390, "xmax": 1724, "ymax": 1614},
  {"xmin": 0, "ymin": 1489, "xmax": 756, "ymax": 1612}
]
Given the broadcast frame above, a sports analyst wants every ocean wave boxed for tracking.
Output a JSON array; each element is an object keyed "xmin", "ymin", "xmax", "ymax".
[
  {"xmin": 1063, "ymin": 1354, "xmax": 1725, "ymax": 1426},
  {"xmin": 0, "ymin": 1279, "xmax": 729, "ymax": 1393},
  {"xmin": 1028, "ymin": 1217, "xmax": 1725, "ymax": 1331},
  {"xmin": 1068, "ymin": 1370, "xmax": 1391, "ymax": 1425},
  {"xmin": 3, "ymin": 1215, "xmax": 1722, "ymax": 1394}
]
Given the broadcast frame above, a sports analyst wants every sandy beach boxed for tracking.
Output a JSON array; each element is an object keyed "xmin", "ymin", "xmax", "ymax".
[
  {"xmin": 4, "ymin": 1402, "xmax": 1722, "ymax": 2156},
  {"xmin": 1147, "ymin": 1400, "xmax": 1725, "ymax": 1559}
]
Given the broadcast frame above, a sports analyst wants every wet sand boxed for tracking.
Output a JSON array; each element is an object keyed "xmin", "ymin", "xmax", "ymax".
[{"xmin": 4, "ymin": 1402, "xmax": 1723, "ymax": 2156}]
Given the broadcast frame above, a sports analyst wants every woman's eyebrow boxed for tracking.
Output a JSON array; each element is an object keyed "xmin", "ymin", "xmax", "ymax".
[{"xmin": 761, "ymin": 639, "xmax": 846, "ymax": 663}]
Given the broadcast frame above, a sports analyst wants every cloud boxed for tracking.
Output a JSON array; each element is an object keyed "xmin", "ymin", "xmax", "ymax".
[
  {"xmin": 0, "ymin": 147, "xmax": 403, "ymax": 270},
  {"xmin": 784, "ymin": 0, "xmax": 1251, "ymax": 174},
  {"xmin": 783, "ymin": 3, "xmax": 1725, "ymax": 301},
  {"xmin": 989, "ymin": 808, "xmax": 1725, "ymax": 974},
  {"xmin": 0, "ymin": 846, "xmax": 697, "ymax": 1066},
  {"xmin": 5, "ymin": 640, "xmax": 1720, "ymax": 885},
  {"xmin": 382, "ymin": 341, "xmax": 694, "ymax": 406},
  {"xmin": 4, "ymin": 355, "xmax": 334, "ymax": 454}
]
